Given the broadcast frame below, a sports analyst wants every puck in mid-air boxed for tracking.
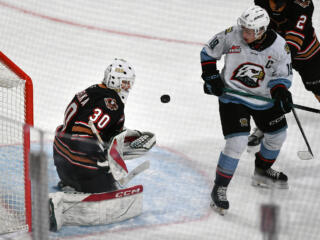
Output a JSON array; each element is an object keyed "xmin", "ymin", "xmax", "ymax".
[{"xmin": 160, "ymin": 94, "xmax": 170, "ymax": 103}]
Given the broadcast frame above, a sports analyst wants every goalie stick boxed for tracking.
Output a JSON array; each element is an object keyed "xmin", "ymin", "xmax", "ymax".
[
  {"xmin": 88, "ymin": 121, "xmax": 150, "ymax": 185},
  {"xmin": 223, "ymin": 88, "xmax": 314, "ymax": 160},
  {"xmin": 118, "ymin": 160, "xmax": 150, "ymax": 186}
]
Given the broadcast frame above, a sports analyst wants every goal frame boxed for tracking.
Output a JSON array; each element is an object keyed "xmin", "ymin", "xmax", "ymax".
[{"xmin": 0, "ymin": 51, "xmax": 34, "ymax": 232}]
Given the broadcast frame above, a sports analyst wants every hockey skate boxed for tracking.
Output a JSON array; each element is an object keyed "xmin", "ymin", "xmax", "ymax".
[
  {"xmin": 248, "ymin": 128, "xmax": 264, "ymax": 147},
  {"xmin": 252, "ymin": 167, "xmax": 288, "ymax": 189},
  {"xmin": 210, "ymin": 185, "xmax": 229, "ymax": 215}
]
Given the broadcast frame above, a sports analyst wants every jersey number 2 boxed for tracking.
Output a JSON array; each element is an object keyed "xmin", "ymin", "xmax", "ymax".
[{"xmin": 296, "ymin": 15, "xmax": 307, "ymax": 30}]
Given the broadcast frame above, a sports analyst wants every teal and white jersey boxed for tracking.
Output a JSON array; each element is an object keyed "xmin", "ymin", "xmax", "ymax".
[{"xmin": 201, "ymin": 25, "xmax": 293, "ymax": 110}]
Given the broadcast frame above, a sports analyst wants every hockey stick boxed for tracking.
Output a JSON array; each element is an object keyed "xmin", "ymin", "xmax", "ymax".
[
  {"xmin": 223, "ymin": 88, "xmax": 314, "ymax": 160},
  {"xmin": 118, "ymin": 160, "xmax": 150, "ymax": 186},
  {"xmin": 88, "ymin": 121, "xmax": 150, "ymax": 185},
  {"xmin": 292, "ymin": 108, "xmax": 314, "ymax": 160},
  {"xmin": 223, "ymin": 88, "xmax": 320, "ymax": 114},
  {"xmin": 88, "ymin": 120, "xmax": 106, "ymax": 150}
]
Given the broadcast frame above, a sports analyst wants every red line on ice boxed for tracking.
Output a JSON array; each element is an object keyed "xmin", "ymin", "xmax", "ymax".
[{"xmin": 0, "ymin": 1, "xmax": 203, "ymax": 46}]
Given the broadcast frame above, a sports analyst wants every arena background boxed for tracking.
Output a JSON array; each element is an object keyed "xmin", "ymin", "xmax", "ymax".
[{"xmin": 0, "ymin": 0, "xmax": 320, "ymax": 239}]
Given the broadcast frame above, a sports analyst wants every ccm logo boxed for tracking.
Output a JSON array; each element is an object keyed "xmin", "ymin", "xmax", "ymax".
[
  {"xmin": 115, "ymin": 188, "xmax": 142, "ymax": 198},
  {"xmin": 83, "ymin": 185, "xmax": 143, "ymax": 202}
]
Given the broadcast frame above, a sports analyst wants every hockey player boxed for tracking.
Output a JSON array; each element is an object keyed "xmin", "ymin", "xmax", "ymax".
[
  {"xmin": 49, "ymin": 58, "xmax": 156, "ymax": 231},
  {"xmin": 200, "ymin": 6, "xmax": 292, "ymax": 215},
  {"xmin": 249, "ymin": 0, "xmax": 320, "ymax": 146}
]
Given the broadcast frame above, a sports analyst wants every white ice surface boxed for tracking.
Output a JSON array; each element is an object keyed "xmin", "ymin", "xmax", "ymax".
[{"xmin": 1, "ymin": 0, "xmax": 320, "ymax": 239}]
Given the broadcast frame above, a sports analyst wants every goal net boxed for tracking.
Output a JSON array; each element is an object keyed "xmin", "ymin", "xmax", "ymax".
[{"xmin": 0, "ymin": 51, "xmax": 33, "ymax": 234}]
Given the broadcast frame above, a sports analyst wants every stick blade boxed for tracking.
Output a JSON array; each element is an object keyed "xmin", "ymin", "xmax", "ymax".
[{"xmin": 297, "ymin": 151, "xmax": 313, "ymax": 160}]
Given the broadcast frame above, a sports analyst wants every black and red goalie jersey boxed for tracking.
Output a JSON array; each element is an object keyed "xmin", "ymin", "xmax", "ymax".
[{"xmin": 54, "ymin": 84, "xmax": 125, "ymax": 170}]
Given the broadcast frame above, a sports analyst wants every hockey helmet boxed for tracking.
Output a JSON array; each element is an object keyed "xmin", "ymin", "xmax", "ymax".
[
  {"xmin": 103, "ymin": 58, "xmax": 135, "ymax": 103},
  {"xmin": 237, "ymin": 5, "xmax": 270, "ymax": 39}
]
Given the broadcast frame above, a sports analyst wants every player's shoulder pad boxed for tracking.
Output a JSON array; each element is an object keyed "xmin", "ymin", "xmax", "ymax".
[
  {"xmin": 289, "ymin": 0, "xmax": 313, "ymax": 16},
  {"xmin": 284, "ymin": 42, "xmax": 291, "ymax": 55},
  {"xmin": 224, "ymin": 26, "xmax": 234, "ymax": 35},
  {"xmin": 292, "ymin": 0, "xmax": 312, "ymax": 9},
  {"xmin": 271, "ymin": 33, "xmax": 291, "ymax": 60}
]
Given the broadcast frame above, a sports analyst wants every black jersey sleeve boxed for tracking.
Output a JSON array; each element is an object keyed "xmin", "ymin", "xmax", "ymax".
[
  {"xmin": 284, "ymin": 1, "xmax": 316, "ymax": 57},
  {"xmin": 254, "ymin": 0, "xmax": 267, "ymax": 8}
]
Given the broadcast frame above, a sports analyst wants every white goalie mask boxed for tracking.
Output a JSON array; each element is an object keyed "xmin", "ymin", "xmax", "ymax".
[
  {"xmin": 103, "ymin": 58, "xmax": 135, "ymax": 103},
  {"xmin": 237, "ymin": 6, "xmax": 270, "ymax": 39}
]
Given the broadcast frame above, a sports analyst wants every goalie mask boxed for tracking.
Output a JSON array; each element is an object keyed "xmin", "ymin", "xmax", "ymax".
[
  {"xmin": 103, "ymin": 58, "xmax": 135, "ymax": 103},
  {"xmin": 237, "ymin": 6, "xmax": 270, "ymax": 39}
]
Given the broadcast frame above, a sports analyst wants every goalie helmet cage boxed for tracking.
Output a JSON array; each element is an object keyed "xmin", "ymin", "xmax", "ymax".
[{"xmin": 0, "ymin": 51, "xmax": 33, "ymax": 234}]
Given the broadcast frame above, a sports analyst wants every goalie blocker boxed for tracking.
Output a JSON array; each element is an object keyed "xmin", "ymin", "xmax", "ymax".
[{"xmin": 49, "ymin": 185, "xmax": 143, "ymax": 231}]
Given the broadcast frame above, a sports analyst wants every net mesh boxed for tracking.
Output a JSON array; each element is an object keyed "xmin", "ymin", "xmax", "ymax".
[{"xmin": 0, "ymin": 57, "xmax": 28, "ymax": 234}]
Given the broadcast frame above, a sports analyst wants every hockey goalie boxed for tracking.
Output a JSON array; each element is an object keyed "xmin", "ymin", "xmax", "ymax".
[{"xmin": 49, "ymin": 58, "xmax": 156, "ymax": 231}]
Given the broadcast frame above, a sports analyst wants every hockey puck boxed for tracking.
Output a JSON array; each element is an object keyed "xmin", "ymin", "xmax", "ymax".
[{"xmin": 160, "ymin": 94, "xmax": 170, "ymax": 103}]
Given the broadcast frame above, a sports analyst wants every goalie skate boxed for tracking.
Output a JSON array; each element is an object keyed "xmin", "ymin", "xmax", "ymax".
[
  {"xmin": 210, "ymin": 185, "xmax": 229, "ymax": 216},
  {"xmin": 252, "ymin": 167, "xmax": 288, "ymax": 189}
]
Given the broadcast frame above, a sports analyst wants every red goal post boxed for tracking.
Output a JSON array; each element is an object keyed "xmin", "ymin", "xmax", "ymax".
[{"xmin": 0, "ymin": 51, "xmax": 33, "ymax": 233}]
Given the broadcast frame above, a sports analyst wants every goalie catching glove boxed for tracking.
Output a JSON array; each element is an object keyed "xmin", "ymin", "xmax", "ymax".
[{"xmin": 123, "ymin": 129, "xmax": 156, "ymax": 160}]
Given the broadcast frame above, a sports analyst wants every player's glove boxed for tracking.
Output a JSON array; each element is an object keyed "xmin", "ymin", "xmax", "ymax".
[
  {"xmin": 201, "ymin": 72, "xmax": 224, "ymax": 96},
  {"xmin": 271, "ymin": 85, "xmax": 293, "ymax": 114}
]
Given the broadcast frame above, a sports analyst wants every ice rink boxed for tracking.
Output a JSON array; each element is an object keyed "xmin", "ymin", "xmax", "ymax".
[{"xmin": 1, "ymin": 0, "xmax": 320, "ymax": 239}]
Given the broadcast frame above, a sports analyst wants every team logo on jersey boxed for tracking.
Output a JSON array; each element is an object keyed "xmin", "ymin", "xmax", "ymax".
[
  {"xmin": 239, "ymin": 118, "xmax": 248, "ymax": 127},
  {"xmin": 228, "ymin": 45, "xmax": 241, "ymax": 53},
  {"xmin": 104, "ymin": 98, "xmax": 118, "ymax": 111},
  {"xmin": 231, "ymin": 62, "xmax": 265, "ymax": 88},
  {"xmin": 294, "ymin": 0, "xmax": 310, "ymax": 8}
]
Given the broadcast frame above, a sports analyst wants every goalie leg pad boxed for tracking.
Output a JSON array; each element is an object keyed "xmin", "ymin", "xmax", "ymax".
[
  {"xmin": 49, "ymin": 192, "xmax": 64, "ymax": 232},
  {"xmin": 49, "ymin": 185, "xmax": 143, "ymax": 231}
]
